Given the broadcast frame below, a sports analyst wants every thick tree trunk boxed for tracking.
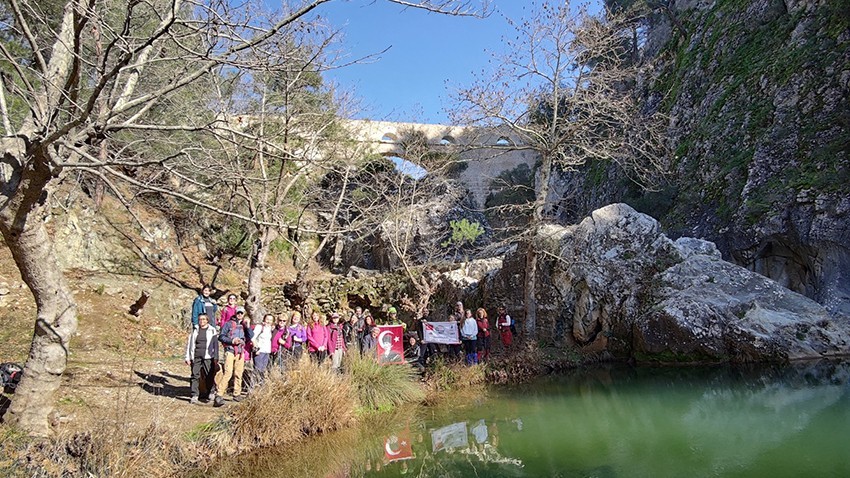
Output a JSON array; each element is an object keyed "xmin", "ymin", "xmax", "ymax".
[
  {"xmin": 0, "ymin": 145, "xmax": 78, "ymax": 437},
  {"xmin": 245, "ymin": 226, "xmax": 275, "ymax": 321}
]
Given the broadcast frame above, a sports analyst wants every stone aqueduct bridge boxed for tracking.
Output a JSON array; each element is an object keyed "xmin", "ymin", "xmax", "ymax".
[
  {"xmin": 341, "ymin": 119, "xmax": 538, "ymax": 207},
  {"xmin": 229, "ymin": 116, "xmax": 539, "ymax": 207}
]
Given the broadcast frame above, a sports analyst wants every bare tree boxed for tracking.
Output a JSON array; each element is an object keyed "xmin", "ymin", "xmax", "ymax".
[
  {"xmin": 453, "ymin": 2, "xmax": 667, "ymax": 339},
  {"xmin": 207, "ymin": 31, "xmax": 348, "ymax": 320},
  {"xmin": 0, "ymin": 0, "xmax": 489, "ymax": 436},
  {"xmin": 341, "ymin": 127, "xmax": 469, "ymax": 319}
]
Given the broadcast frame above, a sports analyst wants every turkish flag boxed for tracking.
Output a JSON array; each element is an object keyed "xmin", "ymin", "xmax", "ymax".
[
  {"xmin": 375, "ymin": 325, "xmax": 405, "ymax": 365},
  {"xmin": 384, "ymin": 427, "xmax": 414, "ymax": 463}
]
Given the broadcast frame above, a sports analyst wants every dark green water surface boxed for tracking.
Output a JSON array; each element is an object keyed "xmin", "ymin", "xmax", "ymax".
[{"xmin": 215, "ymin": 361, "xmax": 850, "ymax": 478}]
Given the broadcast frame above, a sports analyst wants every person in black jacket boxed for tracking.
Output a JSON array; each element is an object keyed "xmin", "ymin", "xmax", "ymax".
[{"xmin": 184, "ymin": 314, "xmax": 218, "ymax": 404}]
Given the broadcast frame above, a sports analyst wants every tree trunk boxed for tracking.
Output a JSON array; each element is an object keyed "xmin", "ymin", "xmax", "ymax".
[
  {"xmin": 413, "ymin": 273, "xmax": 438, "ymax": 321},
  {"xmin": 293, "ymin": 268, "xmax": 312, "ymax": 306},
  {"xmin": 524, "ymin": 244, "xmax": 538, "ymax": 339},
  {"xmin": 245, "ymin": 226, "xmax": 275, "ymax": 322},
  {"xmin": 0, "ymin": 145, "xmax": 78, "ymax": 437},
  {"xmin": 523, "ymin": 154, "xmax": 553, "ymax": 341}
]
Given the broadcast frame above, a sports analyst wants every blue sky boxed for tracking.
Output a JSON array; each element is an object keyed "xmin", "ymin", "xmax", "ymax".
[{"xmin": 312, "ymin": 1, "xmax": 537, "ymax": 125}]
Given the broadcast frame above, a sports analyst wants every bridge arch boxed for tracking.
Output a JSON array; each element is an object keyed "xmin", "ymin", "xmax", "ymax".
[{"xmin": 380, "ymin": 151, "xmax": 428, "ymax": 179}]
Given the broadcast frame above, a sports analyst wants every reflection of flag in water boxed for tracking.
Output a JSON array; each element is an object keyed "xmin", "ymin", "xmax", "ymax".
[
  {"xmin": 376, "ymin": 325, "xmax": 405, "ymax": 365},
  {"xmin": 431, "ymin": 421, "xmax": 468, "ymax": 453},
  {"xmin": 384, "ymin": 427, "xmax": 414, "ymax": 463}
]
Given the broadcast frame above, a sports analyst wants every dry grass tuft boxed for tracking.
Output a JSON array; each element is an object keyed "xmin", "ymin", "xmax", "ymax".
[
  {"xmin": 217, "ymin": 360, "xmax": 357, "ymax": 450},
  {"xmin": 345, "ymin": 353, "xmax": 425, "ymax": 411},
  {"xmin": 1, "ymin": 419, "xmax": 198, "ymax": 478}
]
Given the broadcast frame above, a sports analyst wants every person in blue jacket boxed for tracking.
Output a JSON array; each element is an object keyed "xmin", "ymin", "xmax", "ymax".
[{"xmin": 191, "ymin": 284, "xmax": 217, "ymax": 328}]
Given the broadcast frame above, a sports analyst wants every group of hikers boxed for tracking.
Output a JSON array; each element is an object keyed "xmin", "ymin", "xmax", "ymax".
[{"xmin": 185, "ymin": 285, "xmax": 517, "ymax": 407}]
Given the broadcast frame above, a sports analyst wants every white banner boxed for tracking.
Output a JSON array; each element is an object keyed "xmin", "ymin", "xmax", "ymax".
[
  {"xmin": 422, "ymin": 321, "xmax": 460, "ymax": 344},
  {"xmin": 431, "ymin": 421, "xmax": 468, "ymax": 453}
]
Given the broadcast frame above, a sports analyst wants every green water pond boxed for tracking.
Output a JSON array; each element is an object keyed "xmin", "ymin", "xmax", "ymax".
[{"xmin": 210, "ymin": 360, "xmax": 850, "ymax": 477}]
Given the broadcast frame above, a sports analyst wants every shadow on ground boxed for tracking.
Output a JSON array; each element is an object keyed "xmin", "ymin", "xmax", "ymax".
[{"xmin": 134, "ymin": 369, "xmax": 192, "ymax": 400}]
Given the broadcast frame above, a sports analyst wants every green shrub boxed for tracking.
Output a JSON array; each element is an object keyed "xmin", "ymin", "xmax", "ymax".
[
  {"xmin": 441, "ymin": 218, "xmax": 484, "ymax": 248},
  {"xmin": 269, "ymin": 237, "xmax": 294, "ymax": 260},
  {"xmin": 345, "ymin": 353, "xmax": 424, "ymax": 411},
  {"xmin": 424, "ymin": 357, "xmax": 486, "ymax": 395}
]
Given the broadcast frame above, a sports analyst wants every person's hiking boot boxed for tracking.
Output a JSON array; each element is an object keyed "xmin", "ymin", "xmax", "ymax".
[
  {"xmin": 213, "ymin": 396, "xmax": 225, "ymax": 407},
  {"xmin": 189, "ymin": 396, "xmax": 199, "ymax": 405},
  {"xmin": 232, "ymin": 395, "xmax": 244, "ymax": 403}
]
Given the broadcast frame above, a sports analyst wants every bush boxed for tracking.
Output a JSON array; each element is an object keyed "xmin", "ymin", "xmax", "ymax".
[
  {"xmin": 486, "ymin": 345, "xmax": 546, "ymax": 385},
  {"xmin": 216, "ymin": 361, "xmax": 358, "ymax": 451},
  {"xmin": 345, "ymin": 353, "xmax": 424, "ymax": 411},
  {"xmin": 423, "ymin": 357, "xmax": 486, "ymax": 400}
]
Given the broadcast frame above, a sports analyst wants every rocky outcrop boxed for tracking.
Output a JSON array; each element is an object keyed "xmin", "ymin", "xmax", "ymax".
[
  {"xmin": 485, "ymin": 204, "xmax": 850, "ymax": 363},
  {"xmin": 48, "ymin": 197, "xmax": 181, "ymax": 273},
  {"xmin": 549, "ymin": 0, "xmax": 850, "ymax": 317}
]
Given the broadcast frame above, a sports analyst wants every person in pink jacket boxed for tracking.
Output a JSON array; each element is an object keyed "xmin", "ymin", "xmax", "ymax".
[
  {"xmin": 306, "ymin": 310, "xmax": 329, "ymax": 363},
  {"xmin": 219, "ymin": 293, "xmax": 239, "ymax": 327},
  {"xmin": 271, "ymin": 314, "xmax": 289, "ymax": 371}
]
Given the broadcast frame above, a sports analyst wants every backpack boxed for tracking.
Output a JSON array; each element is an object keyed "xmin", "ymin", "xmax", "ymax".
[{"xmin": 1, "ymin": 362, "xmax": 23, "ymax": 393}]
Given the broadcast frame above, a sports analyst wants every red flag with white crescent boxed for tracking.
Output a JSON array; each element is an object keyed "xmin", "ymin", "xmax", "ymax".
[
  {"xmin": 384, "ymin": 427, "xmax": 414, "ymax": 463},
  {"xmin": 376, "ymin": 325, "xmax": 405, "ymax": 365}
]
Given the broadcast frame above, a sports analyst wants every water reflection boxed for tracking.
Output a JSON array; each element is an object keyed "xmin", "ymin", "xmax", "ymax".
[
  {"xmin": 431, "ymin": 421, "xmax": 467, "ymax": 452},
  {"xmin": 206, "ymin": 360, "xmax": 850, "ymax": 478},
  {"xmin": 384, "ymin": 428, "xmax": 414, "ymax": 463}
]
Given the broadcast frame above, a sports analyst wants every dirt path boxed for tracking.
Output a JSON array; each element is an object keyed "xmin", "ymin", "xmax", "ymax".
[{"xmin": 53, "ymin": 352, "xmax": 226, "ymax": 434}]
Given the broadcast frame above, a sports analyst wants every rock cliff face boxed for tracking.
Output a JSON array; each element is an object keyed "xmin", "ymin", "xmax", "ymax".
[
  {"xmin": 484, "ymin": 204, "xmax": 850, "ymax": 363},
  {"xmin": 551, "ymin": 0, "xmax": 850, "ymax": 317}
]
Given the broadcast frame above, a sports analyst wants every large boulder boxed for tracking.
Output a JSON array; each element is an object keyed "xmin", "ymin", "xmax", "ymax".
[
  {"xmin": 485, "ymin": 204, "xmax": 850, "ymax": 363},
  {"xmin": 549, "ymin": 0, "xmax": 850, "ymax": 318}
]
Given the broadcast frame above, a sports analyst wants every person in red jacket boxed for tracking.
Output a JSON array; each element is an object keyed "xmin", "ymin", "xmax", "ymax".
[
  {"xmin": 327, "ymin": 312, "xmax": 347, "ymax": 373},
  {"xmin": 475, "ymin": 307, "xmax": 491, "ymax": 362},
  {"xmin": 497, "ymin": 306, "xmax": 513, "ymax": 349},
  {"xmin": 306, "ymin": 310, "xmax": 329, "ymax": 363}
]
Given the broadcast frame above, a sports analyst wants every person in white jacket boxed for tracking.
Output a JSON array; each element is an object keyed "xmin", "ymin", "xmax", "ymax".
[
  {"xmin": 460, "ymin": 309, "xmax": 479, "ymax": 365},
  {"xmin": 185, "ymin": 314, "xmax": 219, "ymax": 404},
  {"xmin": 252, "ymin": 314, "xmax": 275, "ymax": 374}
]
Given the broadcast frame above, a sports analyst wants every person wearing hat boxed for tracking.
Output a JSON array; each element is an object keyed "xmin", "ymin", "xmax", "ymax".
[
  {"xmin": 214, "ymin": 306, "xmax": 247, "ymax": 406},
  {"xmin": 387, "ymin": 306, "xmax": 407, "ymax": 330},
  {"xmin": 327, "ymin": 312, "xmax": 346, "ymax": 372}
]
